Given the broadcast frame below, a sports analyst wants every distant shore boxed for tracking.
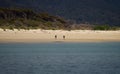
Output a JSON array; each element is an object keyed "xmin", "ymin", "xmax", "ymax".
[{"xmin": 0, "ymin": 29, "xmax": 120, "ymax": 43}]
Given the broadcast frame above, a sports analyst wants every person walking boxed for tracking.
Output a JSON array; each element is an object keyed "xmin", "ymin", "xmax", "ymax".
[
  {"xmin": 63, "ymin": 35, "xmax": 65, "ymax": 40},
  {"xmin": 55, "ymin": 35, "xmax": 57, "ymax": 39}
]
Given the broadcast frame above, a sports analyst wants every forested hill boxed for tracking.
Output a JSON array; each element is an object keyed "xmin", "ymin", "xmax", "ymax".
[
  {"xmin": 0, "ymin": 8, "xmax": 68, "ymax": 30},
  {"xmin": 0, "ymin": 0, "xmax": 120, "ymax": 26}
]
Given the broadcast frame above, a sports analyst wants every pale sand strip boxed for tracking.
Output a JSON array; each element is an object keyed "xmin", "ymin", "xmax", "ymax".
[{"xmin": 0, "ymin": 29, "xmax": 120, "ymax": 43}]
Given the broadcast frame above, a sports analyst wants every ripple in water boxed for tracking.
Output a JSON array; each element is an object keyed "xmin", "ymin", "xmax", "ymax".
[{"xmin": 0, "ymin": 42, "xmax": 120, "ymax": 74}]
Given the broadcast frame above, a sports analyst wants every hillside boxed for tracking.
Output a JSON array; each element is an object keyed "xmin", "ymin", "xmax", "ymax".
[
  {"xmin": 0, "ymin": 8, "xmax": 68, "ymax": 30},
  {"xmin": 0, "ymin": 0, "xmax": 120, "ymax": 26}
]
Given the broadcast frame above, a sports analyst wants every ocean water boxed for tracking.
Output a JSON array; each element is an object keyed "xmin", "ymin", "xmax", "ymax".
[{"xmin": 0, "ymin": 42, "xmax": 120, "ymax": 74}]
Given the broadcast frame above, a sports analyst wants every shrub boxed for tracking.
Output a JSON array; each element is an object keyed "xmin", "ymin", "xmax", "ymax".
[{"xmin": 93, "ymin": 25, "xmax": 110, "ymax": 30}]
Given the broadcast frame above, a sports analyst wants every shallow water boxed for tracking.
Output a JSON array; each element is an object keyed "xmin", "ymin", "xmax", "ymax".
[{"xmin": 0, "ymin": 42, "xmax": 120, "ymax": 74}]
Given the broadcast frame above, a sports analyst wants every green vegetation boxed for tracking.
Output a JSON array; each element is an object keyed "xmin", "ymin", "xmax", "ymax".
[
  {"xmin": 93, "ymin": 25, "xmax": 120, "ymax": 30},
  {"xmin": 0, "ymin": 8, "xmax": 119, "ymax": 30},
  {"xmin": 0, "ymin": 8, "xmax": 69, "ymax": 30}
]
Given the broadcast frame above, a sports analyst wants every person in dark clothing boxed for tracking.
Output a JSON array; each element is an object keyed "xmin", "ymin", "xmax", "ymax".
[
  {"xmin": 55, "ymin": 35, "xmax": 57, "ymax": 39},
  {"xmin": 63, "ymin": 35, "xmax": 65, "ymax": 40}
]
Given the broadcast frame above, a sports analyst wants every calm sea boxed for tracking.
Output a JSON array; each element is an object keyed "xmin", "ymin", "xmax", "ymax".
[{"xmin": 0, "ymin": 42, "xmax": 120, "ymax": 74}]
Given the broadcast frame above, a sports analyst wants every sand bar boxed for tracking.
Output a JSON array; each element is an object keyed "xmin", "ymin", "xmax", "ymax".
[{"xmin": 0, "ymin": 29, "xmax": 120, "ymax": 43}]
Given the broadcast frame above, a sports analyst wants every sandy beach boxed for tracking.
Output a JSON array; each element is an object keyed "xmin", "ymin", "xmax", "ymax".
[{"xmin": 0, "ymin": 29, "xmax": 120, "ymax": 43}]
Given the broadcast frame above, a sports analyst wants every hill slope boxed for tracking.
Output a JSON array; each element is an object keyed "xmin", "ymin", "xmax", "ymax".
[
  {"xmin": 0, "ymin": 8, "xmax": 68, "ymax": 30},
  {"xmin": 0, "ymin": 0, "xmax": 120, "ymax": 26}
]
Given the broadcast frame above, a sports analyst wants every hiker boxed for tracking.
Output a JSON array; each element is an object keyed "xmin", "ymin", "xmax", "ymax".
[
  {"xmin": 63, "ymin": 35, "xmax": 65, "ymax": 40},
  {"xmin": 55, "ymin": 35, "xmax": 57, "ymax": 39}
]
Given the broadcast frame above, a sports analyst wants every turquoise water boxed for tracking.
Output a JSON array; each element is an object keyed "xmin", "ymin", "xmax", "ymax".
[{"xmin": 0, "ymin": 42, "xmax": 120, "ymax": 74}]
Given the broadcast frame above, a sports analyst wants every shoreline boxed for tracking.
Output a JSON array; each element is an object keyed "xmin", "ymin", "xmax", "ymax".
[
  {"xmin": 0, "ymin": 29, "xmax": 120, "ymax": 43},
  {"xmin": 0, "ymin": 39, "xmax": 120, "ymax": 43}
]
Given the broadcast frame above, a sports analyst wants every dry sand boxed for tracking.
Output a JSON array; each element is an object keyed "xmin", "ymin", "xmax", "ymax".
[{"xmin": 0, "ymin": 29, "xmax": 120, "ymax": 43}]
